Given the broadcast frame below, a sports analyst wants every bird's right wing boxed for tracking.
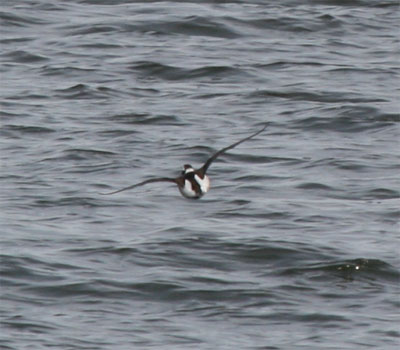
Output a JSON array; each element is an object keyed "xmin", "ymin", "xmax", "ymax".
[
  {"xmin": 101, "ymin": 177, "xmax": 177, "ymax": 195},
  {"xmin": 199, "ymin": 124, "xmax": 268, "ymax": 176}
]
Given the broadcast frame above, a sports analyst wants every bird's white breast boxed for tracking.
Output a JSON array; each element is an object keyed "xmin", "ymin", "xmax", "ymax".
[{"xmin": 180, "ymin": 179, "xmax": 198, "ymax": 198}]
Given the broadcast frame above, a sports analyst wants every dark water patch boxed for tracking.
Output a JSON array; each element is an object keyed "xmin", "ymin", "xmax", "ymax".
[
  {"xmin": 333, "ymin": 258, "xmax": 400, "ymax": 283},
  {"xmin": 128, "ymin": 87, "xmax": 161, "ymax": 98},
  {"xmin": 85, "ymin": 235, "xmax": 231, "ymax": 269},
  {"xmin": 296, "ymin": 183, "xmax": 339, "ymax": 199},
  {"xmin": 0, "ymin": 101, "xmax": 40, "ymax": 115},
  {"xmin": 1, "ymin": 50, "xmax": 48, "ymax": 64},
  {"xmin": 183, "ymin": 144, "xmax": 212, "ymax": 154},
  {"xmin": 292, "ymin": 106, "xmax": 396, "ymax": 133},
  {"xmin": 0, "ymin": 36, "xmax": 34, "ymax": 44},
  {"xmin": 72, "ymin": 0, "xmax": 120, "ymax": 5},
  {"xmin": 17, "ymin": 277, "xmax": 269, "ymax": 305},
  {"xmin": 227, "ymin": 154, "xmax": 296, "ymax": 165},
  {"xmin": 29, "ymin": 2, "xmax": 66, "ymax": 11},
  {"xmin": 256, "ymin": 60, "xmax": 324, "ymax": 71},
  {"xmin": 97, "ymin": 278, "xmax": 278, "ymax": 304},
  {"xmin": 233, "ymin": 175, "xmax": 279, "ymax": 183},
  {"xmin": 321, "ymin": 186, "xmax": 400, "ymax": 201},
  {"xmin": 168, "ymin": 288, "xmax": 271, "ymax": 304},
  {"xmin": 363, "ymin": 188, "xmax": 400, "ymax": 200},
  {"xmin": 66, "ymin": 163, "xmax": 114, "ymax": 174},
  {"xmin": 0, "ymin": 174, "xmax": 25, "ymax": 182},
  {"xmin": 54, "ymin": 84, "xmax": 117, "ymax": 100},
  {"xmin": 64, "ymin": 245, "xmax": 137, "ymax": 257},
  {"xmin": 130, "ymin": 61, "xmax": 248, "ymax": 81},
  {"xmin": 62, "ymin": 148, "xmax": 117, "ymax": 160},
  {"xmin": 295, "ymin": 182, "xmax": 339, "ymax": 198},
  {"xmin": 309, "ymin": 0, "xmax": 398, "ymax": 7},
  {"xmin": 233, "ymin": 241, "xmax": 332, "ymax": 267},
  {"xmin": 39, "ymin": 65, "xmax": 98, "ymax": 78},
  {"xmin": 302, "ymin": 157, "xmax": 398, "ymax": 173},
  {"xmin": 279, "ymin": 258, "xmax": 400, "ymax": 284},
  {"xmin": 188, "ymin": 66, "xmax": 249, "ymax": 81},
  {"xmin": 181, "ymin": 150, "xmax": 277, "ymax": 168},
  {"xmin": 250, "ymin": 310, "xmax": 349, "ymax": 323},
  {"xmin": 1, "ymin": 255, "xmax": 80, "ymax": 283},
  {"xmin": 332, "ymin": 160, "xmax": 374, "ymax": 171},
  {"xmin": 328, "ymin": 66, "xmax": 398, "ymax": 76},
  {"xmin": 34, "ymin": 196, "xmax": 102, "ymax": 208},
  {"xmin": 21, "ymin": 280, "xmax": 135, "ymax": 299},
  {"xmin": 77, "ymin": 42, "xmax": 123, "ymax": 50},
  {"xmin": 181, "ymin": 275, "xmax": 243, "ymax": 287},
  {"xmin": 110, "ymin": 112, "xmax": 182, "ymax": 125},
  {"xmin": 132, "ymin": 16, "xmax": 240, "ymax": 39},
  {"xmin": 14, "ymin": 272, "xmax": 185, "ymax": 302},
  {"xmin": 178, "ymin": 16, "xmax": 239, "ymax": 39},
  {"xmin": 65, "ymin": 24, "xmax": 121, "ymax": 36},
  {"xmin": 195, "ymin": 92, "xmax": 232, "ymax": 99},
  {"xmin": 131, "ymin": 238, "xmax": 335, "ymax": 272},
  {"xmin": 248, "ymin": 89, "xmax": 385, "ymax": 104},
  {"xmin": 3, "ymin": 93, "xmax": 48, "ymax": 101},
  {"xmin": 297, "ymin": 182, "xmax": 335, "ymax": 191},
  {"xmin": 214, "ymin": 207, "xmax": 293, "ymax": 221},
  {"xmin": 0, "ymin": 10, "xmax": 50, "ymax": 27},
  {"xmin": 38, "ymin": 148, "xmax": 118, "ymax": 165},
  {"xmin": 380, "ymin": 209, "xmax": 400, "ymax": 221},
  {"xmin": 330, "ymin": 106, "xmax": 399, "ymax": 128},
  {"xmin": 106, "ymin": 280, "xmax": 184, "ymax": 300},
  {"xmin": 294, "ymin": 214, "xmax": 340, "ymax": 226},
  {"xmin": 2, "ymin": 317, "xmax": 57, "ymax": 333},
  {"xmin": 378, "ymin": 112, "xmax": 400, "ymax": 123},
  {"xmin": 370, "ymin": 329, "xmax": 400, "ymax": 340},
  {"xmin": 1, "ymin": 124, "xmax": 56, "ymax": 138},
  {"xmin": 245, "ymin": 17, "xmax": 315, "ymax": 33}
]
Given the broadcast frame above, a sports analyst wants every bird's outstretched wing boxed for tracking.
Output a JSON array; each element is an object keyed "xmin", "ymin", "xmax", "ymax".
[
  {"xmin": 198, "ymin": 124, "xmax": 268, "ymax": 176},
  {"xmin": 101, "ymin": 177, "xmax": 177, "ymax": 195}
]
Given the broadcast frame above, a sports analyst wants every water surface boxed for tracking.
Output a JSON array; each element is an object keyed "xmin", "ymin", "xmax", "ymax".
[{"xmin": 1, "ymin": 0, "xmax": 399, "ymax": 349}]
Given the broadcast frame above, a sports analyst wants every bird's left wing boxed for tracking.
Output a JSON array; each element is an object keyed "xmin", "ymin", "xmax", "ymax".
[{"xmin": 101, "ymin": 177, "xmax": 177, "ymax": 195}]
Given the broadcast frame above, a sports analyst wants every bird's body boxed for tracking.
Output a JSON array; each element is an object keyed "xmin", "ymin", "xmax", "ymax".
[
  {"xmin": 177, "ymin": 165, "xmax": 211, "ymax": 199},
  {"xmin": 102, "ymin": 125, "xmax": 267, "ymax": 199}
]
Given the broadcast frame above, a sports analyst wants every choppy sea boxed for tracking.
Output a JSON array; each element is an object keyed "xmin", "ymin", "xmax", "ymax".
[{"xmin": 1, "ymin": 1, "xmax": 399, "ymax": 349}]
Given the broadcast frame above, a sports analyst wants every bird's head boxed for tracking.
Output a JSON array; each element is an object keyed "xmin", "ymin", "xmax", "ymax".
[{"xmin": 182, "ymin": 164, "xmax": 194, "ymax": 175}]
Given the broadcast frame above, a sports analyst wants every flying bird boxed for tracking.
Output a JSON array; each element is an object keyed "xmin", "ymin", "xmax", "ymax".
[{"xmin": 102, "ymin": 124, "xmax": 267, "ymax": 199}]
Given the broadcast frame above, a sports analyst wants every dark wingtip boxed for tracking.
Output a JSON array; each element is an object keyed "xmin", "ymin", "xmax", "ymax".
[{"xmin": 99, "ymin": 190, "xmax": 116, "ymax": 195}]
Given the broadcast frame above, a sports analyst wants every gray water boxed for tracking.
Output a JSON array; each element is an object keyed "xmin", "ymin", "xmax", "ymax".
[{"xmin": 1, "ymin": 1, "xmax": 400, "ymax": 349}]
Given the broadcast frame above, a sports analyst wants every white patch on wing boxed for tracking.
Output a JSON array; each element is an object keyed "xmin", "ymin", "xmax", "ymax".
[{"xmin": 194, "ymin": 174, "xmax": 210, "ymax": 194}]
